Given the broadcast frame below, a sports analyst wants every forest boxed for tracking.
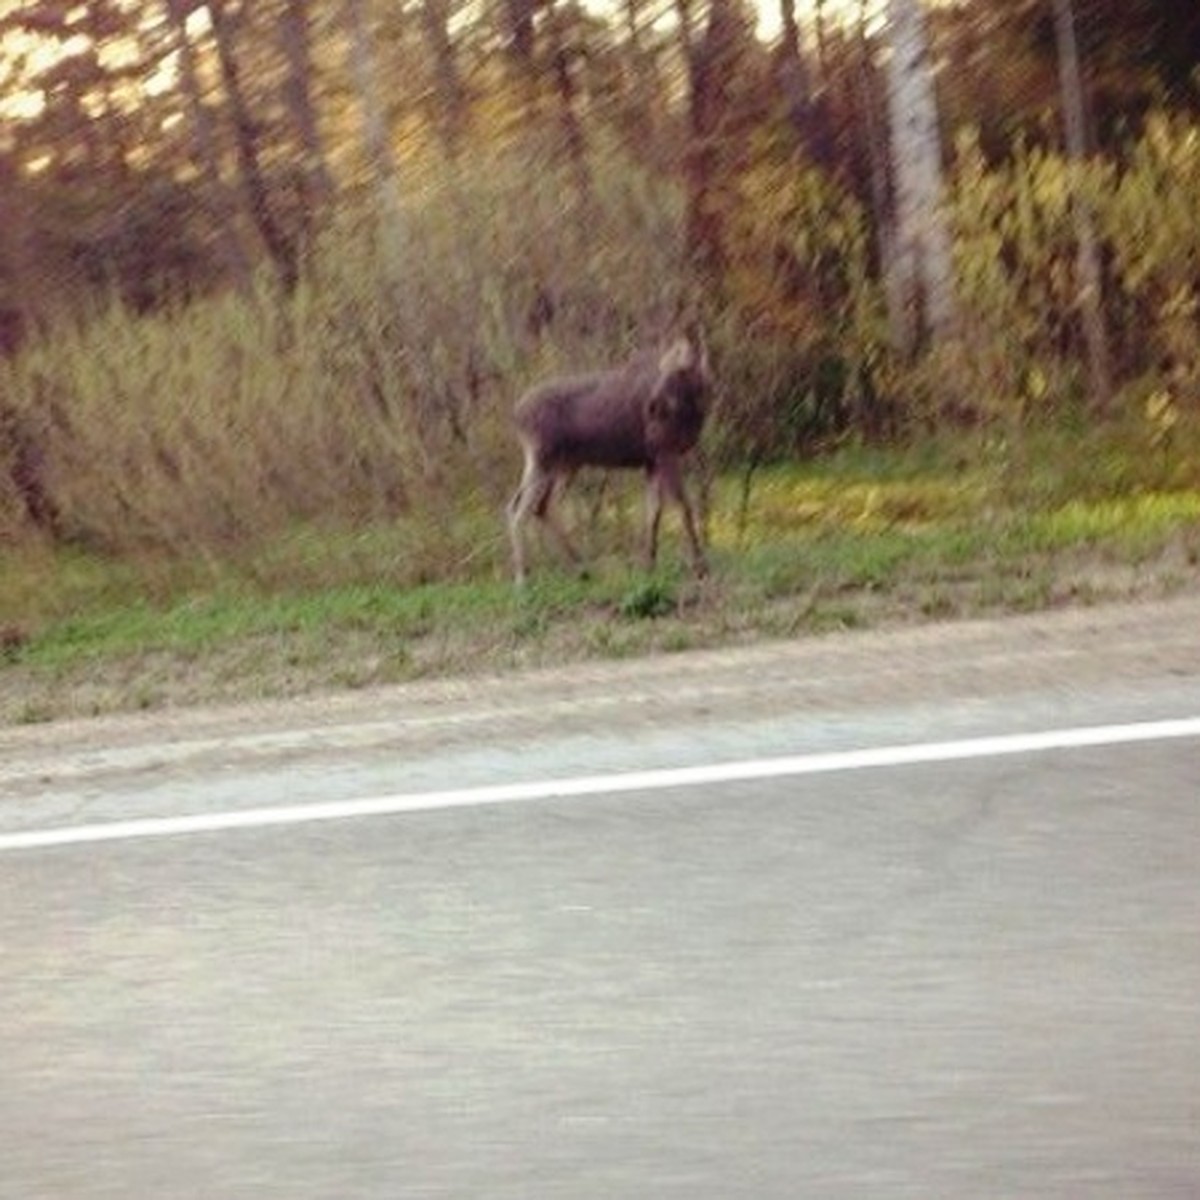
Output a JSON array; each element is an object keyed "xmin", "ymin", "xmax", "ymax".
[{"xmin": 0, "ymin": 0, "xmax": 1199, "ymax": 716}]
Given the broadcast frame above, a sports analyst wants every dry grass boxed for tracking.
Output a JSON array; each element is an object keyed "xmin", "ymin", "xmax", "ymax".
[{"xmin": 0, "ymin": 144, "xmax": 686, "ymax": 559}]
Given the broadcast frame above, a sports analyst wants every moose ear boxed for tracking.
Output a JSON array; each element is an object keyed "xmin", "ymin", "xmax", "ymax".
[{"xmin": 657, "ymin": 336, "xmax": 695, "ymax": 376}]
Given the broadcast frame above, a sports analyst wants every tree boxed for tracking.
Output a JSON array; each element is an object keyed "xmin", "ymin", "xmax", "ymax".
[
  {"xmin": 278, "ymin": 0, "xmax": 334, "ymax": 235},
  {"xmin": 882, "ymin": 0, "xmax": 956, "ymax": 354},
  {"xmin": 1051, "ymin": 0, "xmax": 1111, "ymax": 412},
  {"xmin": 206, "ymin": 0, "xmax": 301, "ymax": 291},
  {"xmin": 419, "ymin": 0, "xmax": 468, "ymax": 149},
  {"xmin": 544, "ymin": 0, "xmax": 594, "ymax": 203},
  {"xmin": 502, "ymin": 0, "xmax": 538, "ymax": 74},
  {"xmin": 678, "ymin": 0, "xmax": 746, "ymax": 280},
  {"xmin": 163, "ymin": 0, "xmax": 255, "ymax": 293},
  {"xmin": 774, "ymin": 0, "xmax": 831, "ymax": 169},
  {"xmin": 0, "ymin": 151, "xmax": 45, "ymax": 338},
  {"xmin": 345, "ymin": 0, "xmax": 406, "ymax": 277}
]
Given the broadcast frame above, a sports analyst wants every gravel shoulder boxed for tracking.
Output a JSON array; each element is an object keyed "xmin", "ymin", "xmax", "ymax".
[{"xmin": 4, "ymin": 594, "xmax": 1199, "ymax": 805}]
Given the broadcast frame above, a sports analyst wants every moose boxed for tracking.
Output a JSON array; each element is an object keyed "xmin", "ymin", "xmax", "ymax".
[{"xmin": 506, "ymin": 328, "xmax": 713, "ymax": 584}]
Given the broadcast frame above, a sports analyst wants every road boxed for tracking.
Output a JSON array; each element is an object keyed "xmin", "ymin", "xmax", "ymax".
[{"xmin": 2, "ymin": 598, "xmax": 1200, "ymax": 1198}]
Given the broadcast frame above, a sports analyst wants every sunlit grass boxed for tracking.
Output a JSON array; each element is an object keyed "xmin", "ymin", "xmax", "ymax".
[
  {"xmin": 713, "ymin": 471, "xmax": 989, "ymax": 542},
  {"xmin": 1017, "ymin": 493, "xmax": 1200, "ymax": 553}
]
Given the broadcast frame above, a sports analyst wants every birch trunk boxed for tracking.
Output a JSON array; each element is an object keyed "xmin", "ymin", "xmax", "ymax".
[
  {"xmin": 345, "ymin": 0, "xmax": 406, "ymax": 280},
  {"xmin": 882, "ymin": 0, "xmax": 955, "ymax": 354}
]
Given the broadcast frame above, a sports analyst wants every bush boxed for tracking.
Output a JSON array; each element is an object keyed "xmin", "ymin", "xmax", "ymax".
[
  {"xmin": 716, "ymin": 145, "xmax": 888, "ymax": 456},
  {"xmin": 948, "ymin": 117, "xmax": 1200, "ymax": 422},
  {"xmin": 1100, "ymin": 115, "xmax": 1200, "ymax": 399},
  {"xmin": 618, "ymin": 577, "xmax": 677, "ymax": 619}
]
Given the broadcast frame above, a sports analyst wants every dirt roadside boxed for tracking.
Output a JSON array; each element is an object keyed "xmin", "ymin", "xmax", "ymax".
[
  {"xmin": 5, "ymin": 533, "xmax": 1200, "ymax": 729},
  {"xmin": 3, "ymin": 593, "xmax": 1199, "ymax": 799}
]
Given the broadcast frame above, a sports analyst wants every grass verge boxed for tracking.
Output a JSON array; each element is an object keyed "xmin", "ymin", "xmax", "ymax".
[{"xmin": 3, "ymin": 434, "xmax": 1200, "ymax": 725}]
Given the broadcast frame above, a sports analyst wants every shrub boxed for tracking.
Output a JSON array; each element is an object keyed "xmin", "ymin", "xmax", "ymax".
[
  {"xmin": 1100, "ymin": 115, "xmax": 1200, "ymax": 400},
  {"xmin": 948, "ymin": 117, "xmax": 1200, "ymax": 423}
]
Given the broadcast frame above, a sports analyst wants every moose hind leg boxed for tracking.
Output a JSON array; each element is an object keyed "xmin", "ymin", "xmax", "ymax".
[
  {"xmin": 509, "ymin": 461, "xmax": 581, "ymax": 582},
  {"xmin": 507, "ymin": 452, "xmax": 546, "ymax": 584}
]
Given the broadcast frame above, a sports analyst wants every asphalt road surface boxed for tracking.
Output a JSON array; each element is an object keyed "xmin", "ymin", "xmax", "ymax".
[{"xmin": 3, "ymin": 599, "xmax": 1200, "ymax": 1199}]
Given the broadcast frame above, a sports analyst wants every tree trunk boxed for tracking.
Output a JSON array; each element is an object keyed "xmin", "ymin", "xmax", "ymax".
[
  {"xmin": 163, "ymin": 0, "xmax": 254, "ymax": 293},
  {"xmin": 278, "ymin": 0, "xmax": 335, "ymax": 241},
  {"xmin": 775, "ymin": 0, "xmax": 829, "ymax": 168},
  {"xmin": 882, "ymin": 0, "xmax": 956, "ymax": 354},
  {"xmin": 420, "ymin": 0, "xmax": 468, "ymax": 150},
  {"xmin": 545, "ymin": 1, "xmax": 594, "ymax": 204},
  {"xmin": 345, "ymin": 0, "xmax": 406, "ymax": 281},
  {"xmin": 1051, "ymin": 0, "xmax": 1112, "ymax": 414},
  {"xmin": 854, "ymin": 0, "xmax": 897, "ymax": 431},
  {"xmin": 206, "ymin": 0, "xmax": 299, "ymax": 291},
  {"xmin": 622, "ymin": 0, "xmax": 661, "ymax": 154},
  {"xmin": 503, "ymin": 0, "xmax": 537, "ymax": 74},
  {"xmin": 679, "ymin": 0, "xmax": 737, "ymax": 280},
  {"xmin": 0, "ymin": 155, "xmax": 47, "ymax": 339}
]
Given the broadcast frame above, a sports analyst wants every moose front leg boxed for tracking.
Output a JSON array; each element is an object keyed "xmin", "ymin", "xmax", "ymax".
[{"xmin": 646, "ymin": 457, "xmax": 708, "ymax": 577}]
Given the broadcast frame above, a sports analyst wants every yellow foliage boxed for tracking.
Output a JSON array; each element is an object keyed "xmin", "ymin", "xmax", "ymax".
[
  {"xmin": 950, "ymin": 117, "xmax": 1200, "ymax": 416},
  {"xmin": 723, "ymin": 141, "xmax": 875, "ymax": 349}
]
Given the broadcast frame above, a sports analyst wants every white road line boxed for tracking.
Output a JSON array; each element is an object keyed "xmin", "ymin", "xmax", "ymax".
[{"xmin": 2, "ymin": 715, "xmax": 1198, "ymax": 853}]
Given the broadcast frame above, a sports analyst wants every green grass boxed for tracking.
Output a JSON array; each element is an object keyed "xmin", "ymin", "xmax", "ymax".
[{"xmin": 4, "ymin": 430, "xmax": 1200, "ymax": 724}]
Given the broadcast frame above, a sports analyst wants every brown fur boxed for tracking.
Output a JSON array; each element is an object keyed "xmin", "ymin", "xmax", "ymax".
[{"xmin": 507, "ymin": 329, "xmax": 712, "ymax": 583}]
